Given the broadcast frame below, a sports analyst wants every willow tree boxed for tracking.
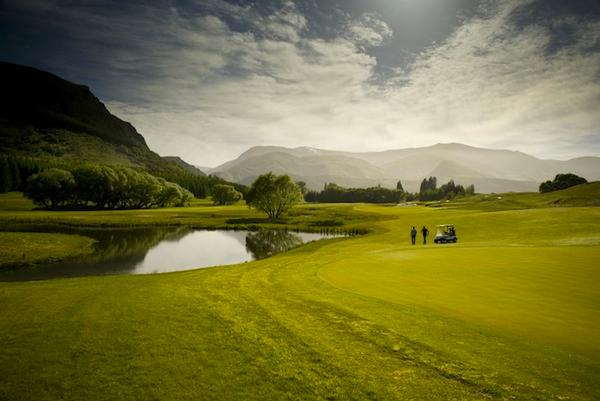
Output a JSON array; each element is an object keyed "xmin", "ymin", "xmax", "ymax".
[{"xmin": 246, "ymin": 173, "xmax": 303, "ymax": 219}]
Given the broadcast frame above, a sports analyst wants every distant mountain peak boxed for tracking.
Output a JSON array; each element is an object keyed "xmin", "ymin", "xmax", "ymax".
[{"xmin": 211, "ymin": 143, "xmax": 600, "ymax": 193}]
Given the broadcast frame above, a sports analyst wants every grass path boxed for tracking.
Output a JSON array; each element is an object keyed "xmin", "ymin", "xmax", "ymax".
[{"xmin": 1, "ymin": 187, "xmax": 599, "ymax": 400}]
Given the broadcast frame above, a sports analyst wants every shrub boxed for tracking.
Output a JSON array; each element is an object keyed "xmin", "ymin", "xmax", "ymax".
[{"xmin": 211, "ymin": 184, "xmax": 243, "ymax": 205}]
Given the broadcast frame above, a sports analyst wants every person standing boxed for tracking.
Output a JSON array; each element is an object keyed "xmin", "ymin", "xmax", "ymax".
[
  {"xmin": 410, "ymin": 226, "xmax": 417, "ymax": 245},
  {"xmin": 422, "ymin": 226, "xmax": 429, "ymax": 244}
]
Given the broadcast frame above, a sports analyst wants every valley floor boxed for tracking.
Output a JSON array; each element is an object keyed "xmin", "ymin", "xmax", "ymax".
[{"xmin": 0, "ymin": 186, "xmax": 599, "ymax": 400}]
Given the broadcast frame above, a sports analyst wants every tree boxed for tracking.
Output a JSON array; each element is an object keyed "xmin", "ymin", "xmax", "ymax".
[
  {"xmin": 10, "ymin": 159, "xmax": 21, "ymax": 190},
  {"xmin": 245, "ymin": 230, "xmax": 303, "ymax": 259},
  {"xmin": 296, "ymin": 181, "xmax": 307, "ymax": 196},
  {"xmin": 396, "ymin": 180, "xmax": 404, "ymax": 192},
  {"xmin": 417, "ymin": 177, "xmax": 474, "ymax": 201},
  {"xmin": 211, "ymin": 184, "xmax": 243, "ymax": 205},
  {"xmin": 22, "ymin": 164, "xmax": 193, "ymax": 210},
  {"xmin": 177, "ymin": 187, "xmax": 194, "ymax": 207},
  {"xmin": 246, "ymin": 173, "xmax": 303, "ymax": 219},
  {"xmin": 539, "ymin": 173, "xmax": 587, "ymax": 193},
  {"xmin": 155, "ymin": 179, "xmax": 183, "ymax": 207},
  {"xmin": 420, "ymin": 176, "xmax": 437, "ymax": 194},
  {"xmin": 24, "ymin": 168, "xmax": 75, "ymax": 209},
  {"xmin": 0, "ymin": 157, "xmax": 12, "ymax": 193},
  {"xmin": 306, "ymin": 183, "xmax": 404, "ymax": 203},
  {"xmin": 72, "ymin": 165, "xmax": 115, "ymax": 208}
]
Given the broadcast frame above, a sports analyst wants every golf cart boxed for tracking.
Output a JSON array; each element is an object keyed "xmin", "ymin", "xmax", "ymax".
[{"xmin": 434, "ymin": 224, "xmax": 457, "ymax": 244}]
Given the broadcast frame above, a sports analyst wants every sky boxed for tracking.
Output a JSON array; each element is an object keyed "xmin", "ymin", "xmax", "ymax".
[{"xmin": 1, "ymin": 0, "xmax": 600, "ymax": 166}]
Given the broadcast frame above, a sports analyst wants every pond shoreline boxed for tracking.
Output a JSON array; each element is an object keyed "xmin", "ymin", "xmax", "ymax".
[
  {"xmin": 0, "ymin": 225, "xmax": 352, "ymax": 281},
  {"xmin": 0, "ymin": 231, "xmax": 97, "ymax": 270}
]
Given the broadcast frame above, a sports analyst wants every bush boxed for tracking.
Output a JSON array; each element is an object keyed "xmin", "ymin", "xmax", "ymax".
[{"xmin": 211, "ymin": 184, "xmax": 243, "ymax": 205}]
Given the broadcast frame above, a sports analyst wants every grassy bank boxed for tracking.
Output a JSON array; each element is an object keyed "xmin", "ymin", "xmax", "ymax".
[
  {"xmin": 0, "ymin": 232, "xmax": 96, "ymax": 268},
  {"xmin": 0, "ymin": 192, "xmax": 377, "ymax": 233},
  {"xmin": 0, "ymin": 184, "xmax": 599, "ymax": 400}
]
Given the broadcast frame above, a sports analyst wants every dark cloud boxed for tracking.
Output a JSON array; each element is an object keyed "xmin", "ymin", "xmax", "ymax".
[
  {"xmin": 1, "ymin": 0, "xmax": 599, "ymax": 164},
  {"xmin": 508, "ymin": 0, "xmax": 600, "ymax": 54}
]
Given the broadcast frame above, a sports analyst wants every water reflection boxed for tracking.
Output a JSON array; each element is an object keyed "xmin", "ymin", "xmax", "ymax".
[
  {"xmin": 0, "ymin": 226, "xmax": 342, "ymax": 281},
  {"xmin": 133, "ymin": 230, "xmax": 250, "ymax": 275},
  {"xmin": 246, "ymin": 230, "xmax": 304, "ymax": 259}
]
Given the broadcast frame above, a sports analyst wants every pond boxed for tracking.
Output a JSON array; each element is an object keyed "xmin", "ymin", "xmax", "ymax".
[{"xmin": 0, "ymin": 226, "xmax": 344, "ymax": 281}]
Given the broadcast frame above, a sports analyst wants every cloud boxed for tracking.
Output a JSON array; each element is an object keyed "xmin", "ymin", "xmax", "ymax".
[
  {"xmin": 345, "ymin": 13, "xmax": 393, "ymax": 48},
  {"xmin": 385, "ymin": 0, "xmax": 600, "ymax": 157},
  {"xmin": 109, "ymin": 0, "xmax": 599, "ymax": 165},
  {"xmin": 100, "ymin": 1, "xmax": 389, "ymax": 163},
  {"xmin": 8, "ymin": 0, "xmax": 598, "ymax": 165},
  {"xmin": 260, "ymin": 1, "xmax": 307, "ymax": 42}
]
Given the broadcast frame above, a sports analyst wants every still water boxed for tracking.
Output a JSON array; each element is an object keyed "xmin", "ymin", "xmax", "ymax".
[{"xmin": 0, "ymin": 226, "xmax": 342, "ymax": 281}]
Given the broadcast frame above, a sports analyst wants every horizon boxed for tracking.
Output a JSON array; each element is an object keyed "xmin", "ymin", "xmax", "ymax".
[{"xmin": 2, "ymin": 0, "xmax": 599, "ymax": 166}]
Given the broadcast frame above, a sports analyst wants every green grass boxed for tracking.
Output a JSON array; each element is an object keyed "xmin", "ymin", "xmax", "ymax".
[
  {"xmin": 0, "ymin": 195, "xmax": 377, "ymax": 233},
  {"xmin": 448, "ymin": 181, "xmax": 600, "ymax": 210},
  {"xmin": 0, "ymin": 232, "xmax": 96, "ymax": 268},
  {"xmin": 0, "ymin": 184, "xmax": 599, "ymax": 400},
  {"xmin": 0, "ymin": 192, "xmax": 35, "ymax": 211}
]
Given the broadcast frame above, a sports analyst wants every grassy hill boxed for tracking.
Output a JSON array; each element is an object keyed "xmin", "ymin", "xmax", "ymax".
[
  {"xmin": 0, "ymin": 61, "xmax": 205, "ymax": 185},
  {"xmin": 450, "ymin": 181, "xmax": 600, "ymax": 210},
  {"xmin": 0, "ymin": 184, "xmax": 598, "ymax": 400}
]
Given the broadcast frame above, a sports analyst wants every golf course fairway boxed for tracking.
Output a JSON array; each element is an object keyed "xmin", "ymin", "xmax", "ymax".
[{"xmin": 0, "ymin": 185, "xmax": 599, "ymax": 400}]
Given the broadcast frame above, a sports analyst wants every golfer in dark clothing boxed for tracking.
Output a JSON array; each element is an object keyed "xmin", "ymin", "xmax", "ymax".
[
  {"xmin": 422, "ymin": 226, "xmax": 429, "ymax": 244},
  {"xmin": 410, "ymin": 226, "xmax": 417, "ymax": 245}
]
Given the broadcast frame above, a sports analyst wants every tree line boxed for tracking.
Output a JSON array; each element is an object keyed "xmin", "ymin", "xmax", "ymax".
[
  {"xmin": 0, "ymin": 154, "xmax": 64, "ymax": 193},
  {"xmin": 24, "ymin": 165, "xmax": 193, "ymax": 210},
  {"xmin": 149, "ymin": 167, "xmax": 246, "ymax": 199},
  {"xmin": 417, "ymin": 177, "xmax": 475, "ymax": 201},
  {"xmin": 304, "ymin": 178, "xmax": 475, "ymax": 203},
  {"xmin": 305, "ymin": 183, "xmax": 405, "ymax": 203},
  {"xmin": 0, "ymin": 154, "xmax": 246, "ymax": 200}
]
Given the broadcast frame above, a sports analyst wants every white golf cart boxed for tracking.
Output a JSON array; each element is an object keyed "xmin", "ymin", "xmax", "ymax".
[{"xmin": 434, "ymin": 224, "xmax": 457, "ymax": 244}]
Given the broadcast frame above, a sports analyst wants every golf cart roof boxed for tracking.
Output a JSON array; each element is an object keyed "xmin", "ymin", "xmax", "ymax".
[{"xmin": 436, "ymin": 224, "xmax": 454, "ymax": 228}]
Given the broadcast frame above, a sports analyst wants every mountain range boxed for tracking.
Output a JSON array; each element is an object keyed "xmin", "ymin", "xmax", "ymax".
[
  {"xmin": 2, "ymin": 61, "xmax": 597, "ymax": 195},
  {"xmin": 209, "ymin": 144, "xmax": 600, "ymax": 193}
]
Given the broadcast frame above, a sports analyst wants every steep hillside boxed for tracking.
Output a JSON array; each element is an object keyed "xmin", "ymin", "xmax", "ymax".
[
  {"xmin": 162, "ymin": 156, "xmax": 205, "ymax": 176},
  {"xmin": 211, "ymin": 143, "xmax": 600, "ymax": 193},
  {"xmin": 0, "ymin": 62, "xmax": 145, "ymax": 148},
  {"xmin": 0, "ymin": 61, "xmax": 204, "ymax": 178}
]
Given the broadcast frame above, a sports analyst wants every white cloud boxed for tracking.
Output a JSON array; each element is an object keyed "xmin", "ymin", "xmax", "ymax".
[
  {"xmin": 261, "ymin": 1, "xmax": 307, "ymax": 43},
  {"xmin": 345, "ymin": 13, "xmax": 393, "ymax": 48},
  {"xmin": 95, "ymin": 0, "xmax": 600, "ymax": 165},
  {"xmin": 384, "ymin": 0, "xmax": 600, "ymax": 157}
]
